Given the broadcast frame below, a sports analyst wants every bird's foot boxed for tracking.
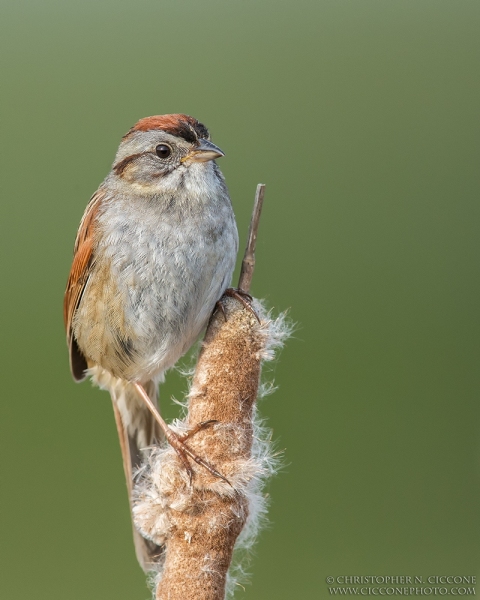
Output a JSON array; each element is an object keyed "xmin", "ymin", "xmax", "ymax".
[
  {"xmin": 177, "ymin": 420, "xmax": 218, "ymax": 442},
  {"xmin": 164, "ymin": 425, "xmax": 229, "ymax": 486},
  {"xmin": 133, "ymin": 383, "xmax": 229, "ymax": 486},
  {"xmin": 216, "ymin": 287, "xmax": 260, "ymax": 323}
]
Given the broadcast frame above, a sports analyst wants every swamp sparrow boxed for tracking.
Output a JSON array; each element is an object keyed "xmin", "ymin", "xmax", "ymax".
[{"xmin": 64, "ymin": 114, "xmax": 238, "ymax": 569}]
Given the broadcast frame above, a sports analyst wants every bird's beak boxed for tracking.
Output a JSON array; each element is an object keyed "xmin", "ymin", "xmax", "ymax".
[{"xmin": 183, "ymin": 139, "xmax": 225, "ymax": 163}]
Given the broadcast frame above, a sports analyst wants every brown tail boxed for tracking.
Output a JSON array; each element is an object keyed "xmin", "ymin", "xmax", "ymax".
[{"xmin": 111, "ymin": 381, "xmax": 163, "ymax": 571}]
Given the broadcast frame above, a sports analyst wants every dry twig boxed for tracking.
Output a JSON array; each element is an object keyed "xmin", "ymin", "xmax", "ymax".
[{"xmin": 238, "ymin": 183, "xmax": 265, "ymax": 293}]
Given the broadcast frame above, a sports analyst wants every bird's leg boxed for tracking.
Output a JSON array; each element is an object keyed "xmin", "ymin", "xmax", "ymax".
[
  {"xmin": 133, "ymin": 383, "xmax": 229, "ymax": 485},
  {"xmin": 216, "ymin": 287, "xmax": 260, "ymax": 323}
]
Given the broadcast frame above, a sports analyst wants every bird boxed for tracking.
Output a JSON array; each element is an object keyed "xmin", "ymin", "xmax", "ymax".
[{"xmin": 63, "ymin": 114, "xmax": 239, "ymax": 570}]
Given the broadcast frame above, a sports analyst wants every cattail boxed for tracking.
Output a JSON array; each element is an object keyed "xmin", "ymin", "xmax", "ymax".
[{"xmin": 132, "ymin": 297, "xmax": 290, "ymax": 599}]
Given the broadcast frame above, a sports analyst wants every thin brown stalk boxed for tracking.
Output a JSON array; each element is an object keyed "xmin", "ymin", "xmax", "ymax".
[{"xmin": 238, "ymin": 183, "xmax": 266, "ymax": 293}]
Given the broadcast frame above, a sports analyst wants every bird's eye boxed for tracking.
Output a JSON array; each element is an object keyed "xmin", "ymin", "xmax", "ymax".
[{"xmin": 155, "ymin": 144, "xmax": 172, "ymax": 159}]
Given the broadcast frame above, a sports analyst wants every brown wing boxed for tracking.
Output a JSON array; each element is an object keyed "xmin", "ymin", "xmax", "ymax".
[{"xmin": 64, "ymin": 189, "xmax": 105, "ymax": 381}]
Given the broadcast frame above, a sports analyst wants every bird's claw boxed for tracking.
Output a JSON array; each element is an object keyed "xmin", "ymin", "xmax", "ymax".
[
  {"xmin": 216, "ymin": 288, "xmax": 260, "ymax": 323},
  {"xmin": 177, "ymin": 419, "xmax": 218, "ymax": 442},
  {"xmin": 165, "ymin": 423, "xmax": 230, "ymax": 486}
]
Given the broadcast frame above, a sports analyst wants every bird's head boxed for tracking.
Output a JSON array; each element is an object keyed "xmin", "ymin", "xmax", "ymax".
[{"xmin": 111, "ymin": 114, "xmax": 225, "ymax": 191}]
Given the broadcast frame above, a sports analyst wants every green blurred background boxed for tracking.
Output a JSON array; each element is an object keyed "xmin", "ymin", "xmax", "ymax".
[{"xmin": 1, "ymin": 0, "xmax": 479, "ymax": 598}]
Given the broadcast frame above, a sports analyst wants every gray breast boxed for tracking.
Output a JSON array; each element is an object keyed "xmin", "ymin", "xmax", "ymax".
[{"xmin": 85, "ymin": 186, "xmax": 238, "ymax": 381}]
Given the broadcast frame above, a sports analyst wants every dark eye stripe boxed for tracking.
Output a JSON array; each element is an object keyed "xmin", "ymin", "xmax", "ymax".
[{"xmin": 113, "ymin": 153, "xmax": 144, "ymax": 176}]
